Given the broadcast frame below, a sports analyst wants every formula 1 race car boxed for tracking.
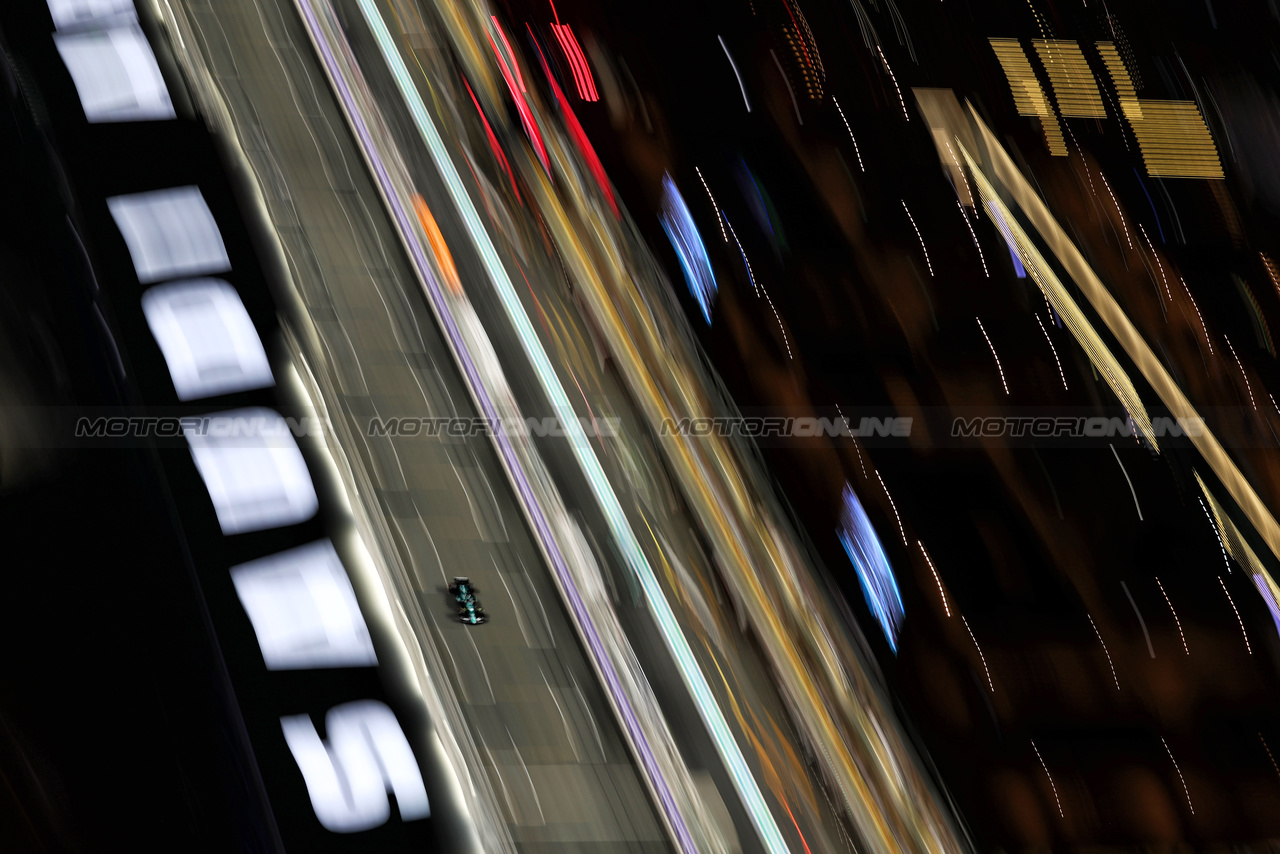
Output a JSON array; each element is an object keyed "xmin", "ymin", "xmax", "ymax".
[{"xmin": 449, "ymin": 577, "xmax": 487, "ymax": 625}]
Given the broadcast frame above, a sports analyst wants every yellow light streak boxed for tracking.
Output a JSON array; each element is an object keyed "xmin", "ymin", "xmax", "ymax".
[
  {"xmin": 989, "ymin": 38, "xmax": 1067, "ymax": 155},
  {"xmin": 1032, "ymin": 39, "xmax": 1106, "ymax": 118}
]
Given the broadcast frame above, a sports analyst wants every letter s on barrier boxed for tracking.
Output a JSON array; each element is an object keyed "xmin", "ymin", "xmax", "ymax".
[{"xmin": 281, "ymin": 700, "xmax": 430, "ymax": 832}]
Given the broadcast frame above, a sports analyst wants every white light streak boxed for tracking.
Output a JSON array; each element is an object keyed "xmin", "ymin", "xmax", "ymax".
[
  {"xmin": 918, "ymin": 541, "xmax": 950, "ymax": 616},
  {"xmin": 1156, "ymin": 576, "xmax": 1188, "ymax": 654},
  {"xmin": 1138, "ymin": 224, "xmax": 1172, "ymax": 306},
  {"xmin": 1036, "ymin": 313, "xmax": 1067, "ymax": 389},
  {"xmin": 1261, "ymin": 734, "xmax": 1280, "ymax": 783},
  {"xmin": 958, "ymin": 202, "xmax": 989, "ymax": 277},
  {"xmin": 1030, "ymin": 739, "xmax": 1064, "ymax": 818},
  {"xmin": 833, "ymin": 97, "xmax": 864, "ymax": 171},
  {"xmin": 769, "ymin": 49, "xmax": 803, "ymax": 125},
  {"xmin": 1088, "ymin": 613, "xmax": 1120, "ymax": 690},
  {"xmin": 695, "ymin": 166, "xmax": 727, "ymax": 243},
  {"xmin": 1110, "ymin": 444, "xmax": 1143, "ymax": 521},
  {"xmin": 835, "ymin": 404, "xmax": 868, "ymax": 479},
  {"xmin": 902, "ymin": 200, "xmax": 934, "ymax": 277},
  {"xmin": 1162, "ymin": 737, "xmax": 1194, "ymax": 815},
  {"xmin": 1180, "ymin": 276, "xmax": 1212, "ymax": 355},
  {"xmin": 976, "ymin": 317, "xmax": 1009, "ymax": 395},
  {"xmin": 1224, "ymin": 334, "xmax": 1258, "ymax": 412},
  {"xmin": 962, "ymin": 616, "xmax": 993, "ymax": 691},
  {"xmin": 1220, "ymin": 576, "xmax": 1252, "ymax": 654},
  {"xmin": 718, "ymin": 36, "xmax": 751, "ymax": 113},
  {"xmin": 723, "ymin": 213, "xmax": 757, "ymax": 296},
  {"xmin": 724, "ymin": 213, "xmax": 792, "ymax": 360},
  {"xmin": 876, "ymin": 469, "xmax": 907, "ymax": 546},
  {"xmin": 877, "ymin": 46, "xmax": 909, "ymax": 120},
  {"xmin": 1099, "ymin": 171, "xmax": 1133, "ymax": 250}
]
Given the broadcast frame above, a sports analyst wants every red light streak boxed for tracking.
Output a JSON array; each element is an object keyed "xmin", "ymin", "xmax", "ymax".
[
  {"xmin": 529, "ymin": 25, "xmax": 618, "ymax": 217},
  {"xmin": 487, "ymin": 19, "xmax": 550, "ymax": 174},
  {"xmin": 552, "ymin": 24, "xmax": 599, "ymax": 101},
  {"xmin": 462, "ymin": 77, "xmax": 522, "ymax": 204}
]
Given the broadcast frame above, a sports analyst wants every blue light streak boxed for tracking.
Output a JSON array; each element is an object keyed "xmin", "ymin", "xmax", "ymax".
[
  {"xmin": 660, "ymin": 174, "xmax": 717, "ymax": 324},
  {"xmin": 837, "ymin": 484, "xmax": 904, "ymax": 653}
]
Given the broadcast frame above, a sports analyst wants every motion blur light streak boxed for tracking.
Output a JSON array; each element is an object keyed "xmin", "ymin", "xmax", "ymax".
[
  {"xmin": 1029, "ymin": 739, "xmax": 1064, "ymax": 819},
  {"xmin": 487, "ymin": 18, "xmax": 551, "ymax": 175},
  {"xmin": 1194, "ymin": 475, "xmax": 1280, "ymax": 647},
  {"xmin": 719, "ymin": 35, "xmax": 751, "ymax": 113},
  {"xmin": 1035, "ymin": 313, "xmax": 1067, "ymax": 390},
  {"xmin": 876, "ymin": 45, "xmax": 908, "ymax": 121},
  {"xmin": 1224, "ymin": 334, "xmax": 1258, "ymax": 412},
  {"xmin": 184, "ymin": 408, "xmax": 320, "ymax": 535},
  {"xmin": 1220, "ymin": 576, "xmax": 1252, "ymax": 654},
  {"xmin": 963, "ymin": 145, "xmax": 1159, "ymax": 446},
  {"xmin": 1262, "ymin": 735, "xmax": 1280, "ymax": 784},
  {"xmin": 694, "ymin": 166, "xmax": 728, "ymax": 243},
  {"xmin": 723, "ymin": 211, "xmax": 791, "ymax": 359},
  {"xmin": 1180, "ymin": 276, "xmax": 1213, "ymax": 355},
  {"xmin": 770, "ymin": 49, "xmax": 803, "ymax": 125},
  {"xmin": 660, "ymin": 174, "xmax": 717, "ymax": 324},
  {"xmin": 1097, "ymin": 40, "xmax": 1225, "ymax": 178},
  {"xmin": 1121, "ymin": 581, "xmax": 1157, "ymax": 659},
  {"xmin": 1098, "ymin": 171, "xmax": 1135, "ymax": 251},
  {"xmin": 1109, "ymin": 444, "xmax": 1143, "ymax": 521},
  {"xmin": 230, "ymin": 540, "xmax": 378, "ymax": 670},
  {"xmin": 875, "ymin": 469, "xmax": 908, "ymax": 547},
  {"xmin": 832, "ymin": 97, "xmax": 864, "ymax": 171},
  {"xmin": 1161, "ymin": 737, "xmax": 1194, "ymax": 815},
  {"xmin": 957, "ymin": 202, "xmax": 988, "ymax": 277},
  {"xmin": 281, "ymin": 701, "xmax": 430, "ymax": 832},
  {"xmin": 141, "ymin": 279, "xmax": 275, "ymax": 400},
  {"xmin": 723, "ymin": 212, "xmax": 758, "ymax": 296},
  {"xmin": 107, "ymin": 186, "xmax": 231, "ymax": 283},
  {"xmin": 1031, "ymin": 39, "xmax": 1106, "ymax": 118},
  {"xmin": 529, "ymin": 29, "xmax": 618, "ymax": 217},
  {"xmin": 1088, "ymin": 613, "xmax": 1120, "ymax": 691},
  {"xmin": 550, "ymin": 22, "xmax": 598, "ymax": 102},
  {"xmin": 1199, "ymin": 494, "xmax": 1233, "ymax": 575},
  {"xmin": 1156, "ymin": 576, "xmax": 1190, "ymax": 655},
  {"xmin": 350, "ymin": 6, "xmax": 789, "ymax": 849},
  {"xmin": 962, "ymin": 616, "xmax": 993, "ymax": 692},
  {"xmin": 1137, "ymin": 224, "xmax": 1172, "ymax": 306},
  {"xmin": 988, "ymin": 38, "xmax": 1065, "ymax": 154},
  {"xmin": 45, "ymin": 0, "xmax": 135, "ymax": 29},
  {"xmin": 917, "ymin": 541, "xmax": 949, "ymax": 617},
  {"xmin": 462, "ymin": 77, "xmax": 522, "ymax": 203},
  {"xmin": 837, "ymin": 484, "xmax": 903, "ymax": 653},
  {"xmin": 52, "ymin": 21, "xmax": 176, "ymax": 122},
  {"xmin": 975, "ymin": 316, "xmax": 1009, "ymax": 395},
  {"xmin": 412, "ymin": 194, "xmax": 464, "ymax": 296},
  {"xmin": 901, "ymin": 200, "xmax": 933, "ymax": 277}
]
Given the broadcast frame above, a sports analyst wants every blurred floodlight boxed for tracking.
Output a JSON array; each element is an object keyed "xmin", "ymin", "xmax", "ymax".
[
  {"xmin": 46, "ymin": 0, "xmax": 135, "ymax": 29},
  {"xmin": 281, "ymin": 701, "xmax": 430, "ymax": 832},
  {"xmin": 53, "ymin": 24, "xmax": 174, "ymax": 123},
  {"xmin": 107, "ymin": 186, "xmax": 229, "ymax": 283},
  {"xmin": 142, "ymin": 279, "xmax": 274, "ymax": 400},
  {"xmin": 231, "ymin": 540, "xmax": 376, "ymax": 670},
  {"xmin": 184, "ymin": 407, "xmax": 318, "ymax": 534}
]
